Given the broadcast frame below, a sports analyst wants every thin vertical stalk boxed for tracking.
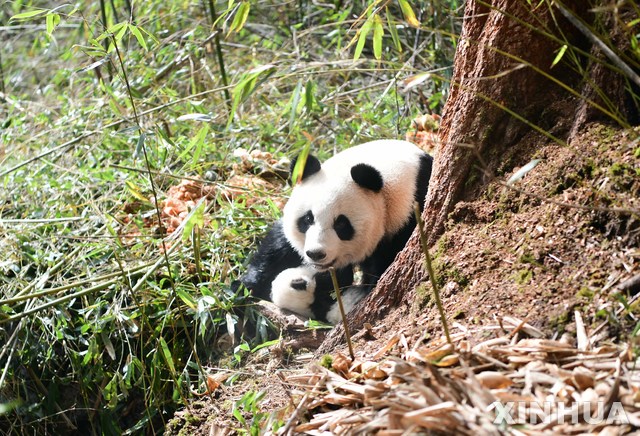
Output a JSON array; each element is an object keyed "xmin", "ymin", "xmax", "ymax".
[
  {"xmin": 108, "ymin": 0, "xmax": 120, "ymax": 23},
  {"xmin": 0, "ymin": 47, "xmax": 5, "ymax": 95},
  {"xmin": 124, "ymin": 0, "xmax": 135, "ymax": 23},
  {"xmin": 414, "ymin": 203, "xmax": 452, "ymax": 345},
  {"xmin": 99, "ymin": 0, "xmax": 113, "ymax": 81},
  {"xmin": 329, "ymin": 267, "xmax": 355, "ymax": 360},
  {"xmin": 205, "ymin": 0, "xmax": 231, "ymax": 112}
]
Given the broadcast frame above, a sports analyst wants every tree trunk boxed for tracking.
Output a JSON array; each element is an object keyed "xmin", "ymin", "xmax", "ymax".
[{"xmin": 319, "ymin": 0, "xmax": 632, "ymax": 352}]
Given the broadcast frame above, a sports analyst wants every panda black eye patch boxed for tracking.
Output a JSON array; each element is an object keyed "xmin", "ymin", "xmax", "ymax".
[
  {"xmin": 297, "ymin": 211, "xmax": 314, "ymax": 233},
  {"xmin": 333, "ymin": 214, "xmax": 355, "ymax": 241}
]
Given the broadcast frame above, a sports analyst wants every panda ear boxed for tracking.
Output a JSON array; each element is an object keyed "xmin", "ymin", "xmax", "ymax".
[
  {"xmin": 351, "ymin": 163, "xmax": 383, "ymax": 192},
  {"xmin": 290, "ymin": 153, "xmax": 321, "ymax": 184}
]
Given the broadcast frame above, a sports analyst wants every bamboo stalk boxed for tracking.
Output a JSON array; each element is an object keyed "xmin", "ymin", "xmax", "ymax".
[
  {"xmin": 414, "ymin": 202, "xmax": 451, "ymax": 345},
  {"xmin": 329, "ymin": 267, "xmax": 355, "ymax": 360}
]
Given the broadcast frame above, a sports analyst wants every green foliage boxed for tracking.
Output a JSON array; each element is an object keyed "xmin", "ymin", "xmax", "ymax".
[
  {"xmin": 232, "ymin": 390, "xmax": 273, "ymax": 435},
  {"xmin": 319, "ymin": 354, "xmax": 334, "ymax": 368},
  {"xmin": 228, "ymin": 1, "xmax": 252, "ymax": 35},
  {"xmin": 512, "ymin": 268, "xmax": 533, "ymax": 286},
  {"xmin": 551, "ymin": 44, "xmax": 568, "ymax": 68},
  {"xmin": 229, "ymin": 64, "xmax": 277, "ymax": 126},
  {"xmin": 0, "ymin": 0, "xmax": 462, "ymax": 433},
  {"xmin": 348, "ymin": 0, "xmax": 423, "ymax": 63},
  {"xmin": 398, "ymin": 0, "xmax": 420, "ymax": 27},
  {"xmin": 577, "ymin": 286, "xmax": 595, "ymax": 301}
]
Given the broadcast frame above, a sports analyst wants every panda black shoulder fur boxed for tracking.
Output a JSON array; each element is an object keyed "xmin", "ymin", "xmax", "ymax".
[{"xmin": 241, "ymin": 139, "xmax": 432, "ymax": 324}]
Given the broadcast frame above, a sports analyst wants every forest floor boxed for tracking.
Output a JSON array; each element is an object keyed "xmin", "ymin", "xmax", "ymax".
[{"xmin": 167, "ymin": 122, "xmax": 639, "ymax": 435}]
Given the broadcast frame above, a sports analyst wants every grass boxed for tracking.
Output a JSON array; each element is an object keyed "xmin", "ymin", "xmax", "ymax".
[{"xmin": 0, "ymin": 0, "xmax": 461, "ymax": 433}]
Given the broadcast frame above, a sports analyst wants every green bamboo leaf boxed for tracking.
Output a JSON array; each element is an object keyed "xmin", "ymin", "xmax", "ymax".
[
  {"xmin": 10, "ymin": 9, "xmax": 47, "ymax": 21},
  {"xmin": 551, "ymin": 44, "xmax": 568, "ymax": 67},
  {"xmin": 354, "ymin": 18, "xmax": 373, "ymax": 60},
  {"xmin": 158, "ymin": 337, "xmax": 176, "ymax": 373},
  {"xmin": 232, "ymin": 407, "xmax": 245, "ymax": 425},
  {"xmin": 178, "ymin": 125, "xmax": 208, "ymax": 162},
  {"xmin": 228, "ymin": 64, "xmax": 276, "ymax": 125},
  {"xmin": 304, "ymin": 80, "xmax": 316, "ymax": 112},
  {"xmin": 288, "ymin": 79, "xmax": 303, "ymax": 131},
  {"xmin": 265, "ymin": 197, "xmax": 282, "ymax": 217},
  {"xmin": 137, "ymin": 26, "xmax": 159, "ymax": 44},
  {"xmin": 251, "ymin": 339, "xmax": 280, "ymax": 352},
  {"xmin": 373, "ymin": 14, "xmax": 384, "ymax": 60},
  {"xmin": 82, "ymin": 339, "xmax": 99, "ymax": 365},
  {"xmin": 104, "ymin": 22, "xmax": 126, "ymax": 41},
  {"xmin": 386, "ymin": 7, "xmax": 402, "ymax": 52},
  {"xmin": 45, "ymin": 13, "xmax": 60, "ymax": 37},
  {"xmin": 176, "ymin": 287, "xmax": 197, "ymax": 310},
  {"xmin": 192, "ymin": 223, "xmax": 203, "ymax": 281},
  {"xmin": 129, "ymin": 24, "xmax": 148, "ymax": 51},
  {"xmin": 397, "ymin": 0, "xmax": 420, "ymax": 28},
  {"xmin": 181, "ymin": 199, "xmax": 206, "ymax": 243},
  {"xmin": 629, "ymin": 18, "xmax": 640, "ymax": 27},
  {"xmin": 291, "ymin": 142, "xmax": 312, "ymax": 185},
  {"xmin": 114, "ymin": 22, "xmax": 128, "ymax": 43},
  {"xmin": 191, "ymin": 125, "xmax": 207, "ymax": 165},
  {"xmin": 229, "ymin": 1, "xmax": 250, "ymax": 34},
  {"xmin": 238, "ymin": 2, "xmax": 251, "ymax": 29},
  {"xmin": 133, "ymin": 132, "xmax": 146, "ymax": 160},
  {"xmin": 125, "ymin": 180, "xmax": 149, "ymax": 203}
]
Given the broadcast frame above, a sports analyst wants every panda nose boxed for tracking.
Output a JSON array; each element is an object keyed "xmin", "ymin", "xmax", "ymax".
[{"xmin": 306, "ymin": 249, "xmax": 326, "ymax": 262}]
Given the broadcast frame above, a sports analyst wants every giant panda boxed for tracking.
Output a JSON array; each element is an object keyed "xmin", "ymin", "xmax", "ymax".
[
  {"xmin": 282, "ymin": 140, "xmax": 433, "ymax": 287},
  {"xmin": 239, "ymin": 219, "xmax": 355, "ymax": 323},
  {"xmin": 241, "ymin": 139, "xmax": 432, "ymax": 323}
]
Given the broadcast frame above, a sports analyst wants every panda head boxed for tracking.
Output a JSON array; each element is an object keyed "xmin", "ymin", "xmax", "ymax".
[
  {"xmin": 270, "ymin": 266, "xmax": 317, "ymax": 318},
  {"xmin": 282, "ymin": 153, "xmax": 387, "ymax": 271}
]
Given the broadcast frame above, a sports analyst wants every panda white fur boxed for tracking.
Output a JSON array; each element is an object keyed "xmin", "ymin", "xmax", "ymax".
[{"xmin": 241, "ymin": 139, "xmax": 432, "ymax": 323}]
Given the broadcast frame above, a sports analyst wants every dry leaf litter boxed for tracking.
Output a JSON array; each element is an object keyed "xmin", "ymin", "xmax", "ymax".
[{"xmin": 273, "ymin": 313, "xmax": 640, "ymax": 435}]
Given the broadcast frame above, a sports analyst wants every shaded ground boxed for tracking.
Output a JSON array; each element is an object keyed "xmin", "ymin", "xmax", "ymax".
[{"xmin": 167, "ymin": 123, "xmax": 639, "ymax": 434}]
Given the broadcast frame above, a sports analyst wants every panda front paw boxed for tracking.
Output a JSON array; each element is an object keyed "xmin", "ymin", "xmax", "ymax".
[{"xmin": 270, "ymin": 266, "xmax": 317, "ymax": 319}]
